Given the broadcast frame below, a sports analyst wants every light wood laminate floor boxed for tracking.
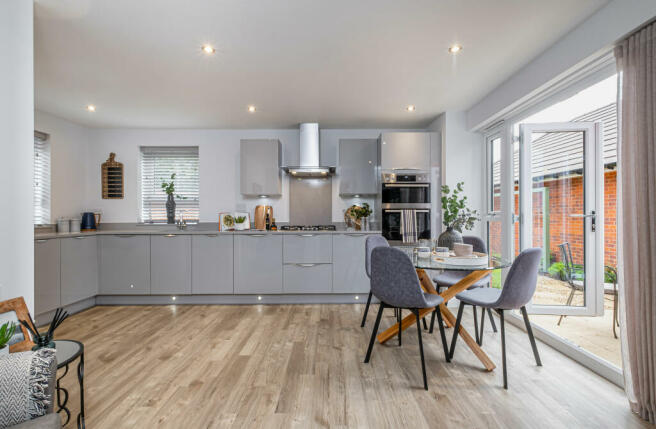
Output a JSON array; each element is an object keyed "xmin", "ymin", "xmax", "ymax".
[{"xmin": 52, "ymin": 304, "xmax": 646, "ymax": 428}]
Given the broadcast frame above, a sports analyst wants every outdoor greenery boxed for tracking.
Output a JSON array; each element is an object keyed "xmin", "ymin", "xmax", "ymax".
[
  {"xmin": 0, "ymin": 321, "xmax": 16, "ymax": 350},
  {"xmin": 547, "ymin": 261, "xmax": 617, "ymax": 283},
  {"xmin": 441, "ymin": 182, "xmax": 479, "ymax": 231}
]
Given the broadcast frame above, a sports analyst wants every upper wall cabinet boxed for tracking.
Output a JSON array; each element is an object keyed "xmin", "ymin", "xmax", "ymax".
[
  {"xmin": 379, "ymin": 132, "xmax": 430, "ymax": 171},
  {"xmin": 338, "ymin": 139, "xmax": 378, "ymax": 196},
  {"xmin": 240, "ymin": 139, "xmax": 282, "ymax": 197}
]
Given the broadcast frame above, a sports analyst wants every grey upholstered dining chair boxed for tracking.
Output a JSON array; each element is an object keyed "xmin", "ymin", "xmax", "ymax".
[
  {"xmin": 433, "ymin": 235, "xmax": 497, "ymax": 344},
  {"xmin": 364, "ymin": 246, "xmax": 450, "ymax": 390},
  {"xmin": 361, "ymin": 235, "xmax": 390, "ymax": 328},
  {"xmin": 449, "ymin": 248, "xmax": 543, "ymax": 389}
]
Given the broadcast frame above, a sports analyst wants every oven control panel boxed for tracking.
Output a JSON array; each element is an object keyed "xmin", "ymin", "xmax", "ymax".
[{"xmin": 382, "ymin": 172, "xmax": 429, "ymax": 183}]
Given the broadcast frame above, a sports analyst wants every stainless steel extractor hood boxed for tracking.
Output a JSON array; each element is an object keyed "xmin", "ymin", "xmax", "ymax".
[{"xmin": 282, "ymin": 123, "xmax": 336, "ymax": 177}]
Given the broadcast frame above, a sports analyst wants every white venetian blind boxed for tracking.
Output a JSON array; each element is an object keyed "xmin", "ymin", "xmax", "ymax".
[
  {"xmin": 34, "ymin": 132, "xmax": 51, "ymax": 225},
  {"xmin": 139, "ymin": 146, "xmax": 200, "ymax": 223}
]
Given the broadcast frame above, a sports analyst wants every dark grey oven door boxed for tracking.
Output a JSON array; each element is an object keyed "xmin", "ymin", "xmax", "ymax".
[
  {"xmin": 381, "ymin": 209, "xmax": 431, "ymax": 244},
  {"xmin": 381, "ymin": 183, "xmax": 430, "ymax": 204}
]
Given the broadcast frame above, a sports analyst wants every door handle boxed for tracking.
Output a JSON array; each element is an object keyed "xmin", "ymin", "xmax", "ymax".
[{"xmin": 569, "ymin": 211, "xmax": 596, "ymax": 232}]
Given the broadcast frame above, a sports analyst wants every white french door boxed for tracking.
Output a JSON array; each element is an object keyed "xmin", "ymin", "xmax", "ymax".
[{"xmin": 519, "ymin": 122, "xmax": 604, "ymax": 316}]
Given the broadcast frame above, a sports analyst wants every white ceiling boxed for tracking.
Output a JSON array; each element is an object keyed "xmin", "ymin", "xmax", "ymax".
[{"xmin": 34, "ymin": 0, "xmax": 609, "ymax": 129}]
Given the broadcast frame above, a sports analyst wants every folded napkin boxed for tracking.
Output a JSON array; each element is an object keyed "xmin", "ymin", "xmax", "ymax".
[{"xmin": 401, "ymin": 209, "xmax": 417, "ymax": 243}]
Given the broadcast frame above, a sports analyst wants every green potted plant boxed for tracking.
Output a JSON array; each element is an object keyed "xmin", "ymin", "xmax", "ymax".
[
  {"xmin": 0, "ymin": 321, "xmax": 16, "ymax": 356},
  {"xmin": 439, "ymin": 182, "xmax": 480, "ymax": 249},
  {"xmin": 161, "ymin": 173, "xmax": 186, "ymax": 224},
  {"xmin": 348, "ymin": 203, "xmax": 372, "ymax": 230}
]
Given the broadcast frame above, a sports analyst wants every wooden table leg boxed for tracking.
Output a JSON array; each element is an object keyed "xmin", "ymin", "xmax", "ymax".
[{"xmin": 377, "ymin": 268, "xmax": 496, "ymax": 371}]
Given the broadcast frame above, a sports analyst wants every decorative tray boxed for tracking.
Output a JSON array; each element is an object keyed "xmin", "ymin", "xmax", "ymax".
[{"xmin": 433, "ymin": 251, "xmax": 489, "ymax": 266}]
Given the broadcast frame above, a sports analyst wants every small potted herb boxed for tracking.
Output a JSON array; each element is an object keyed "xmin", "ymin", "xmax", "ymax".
[
  {"xmin": 348, "ymin": 203, "xmax": 372, "ymax": 230},
  {"xmin": 439, "ymin": 182, "xmax": 480, "ymax": 249},
  {"xmin": 0, "ymin": 321, "xmax": 16, "ymax": 356},
  {"xmin": 161, "ymin": 174, "xmax": 186, "ymax": 224}
]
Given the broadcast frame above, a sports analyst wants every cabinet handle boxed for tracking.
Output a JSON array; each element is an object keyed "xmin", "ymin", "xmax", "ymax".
[
  {"xmin": 246, "ymin": 234, "xmax": 267, "ymax": 237},
  {"xmin": 299, "ymin": 234, "xmax": 315, "ymax": 237},
  {"xmin": 36, "ymin": 239, "xmax": 49, "ymax": 243},
  {"xmin": 296, "ymin": 263, "xmax": 317, "ymax": 267},
  {"xmin": 343, "ymin": 233, "xmax": 366, "ymax": 237},
  {"xmin": 74, "ymin": 236, "xmax": 86, "ymax": 239},
  {"xmin": 116, "ymin": 234, "xmax": 136, "ymax": 238},
  {"xmin": 164, "ymin": 234, "xmax": 177, "ymax": 237},
  {"xmin": 205, "ymin": 234, "xmax": 218, "ymax": 237}
]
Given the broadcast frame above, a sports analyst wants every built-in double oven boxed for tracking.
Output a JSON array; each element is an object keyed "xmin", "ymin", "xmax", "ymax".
[{"xmin": 381, "ymin": 171, "xmax": 431, "ymax": 244}]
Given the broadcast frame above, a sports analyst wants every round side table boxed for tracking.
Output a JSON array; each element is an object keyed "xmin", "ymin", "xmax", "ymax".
[{"xmin": 53, "ymin": 340, "xmax": 85, "ymax": 429}]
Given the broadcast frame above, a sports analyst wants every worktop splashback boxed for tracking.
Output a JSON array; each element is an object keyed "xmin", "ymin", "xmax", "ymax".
[{"xmin": 289, "ymin": 177, "xmax": 332, "ymax": 225}]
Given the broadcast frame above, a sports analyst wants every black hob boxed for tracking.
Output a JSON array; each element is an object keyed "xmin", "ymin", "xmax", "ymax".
[{"xmin": 280, "ymin": 225, "xmax": 337, "ymax": 231}]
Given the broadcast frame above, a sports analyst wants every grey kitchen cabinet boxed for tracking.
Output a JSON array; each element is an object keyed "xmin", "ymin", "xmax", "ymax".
[
  {"xmin": 283, "ymin": 234, "xmax": 332, "ymax": 263},
  {"xmin": 99, "ymin": 235, "xmax": 150, "ymax": 295},
  {"xmin": 234, "ymin": 234, "xmax": 283, "ymax": 294},
  {"xmin": 191, "ymin": 234, "xmax": 234, "ymax": 294},
  {"xmin": 380, "ymin": 132, "xmax": 430, "ymax": 171},
  {"xmin": 283, "ymin": 264, "xmax": 332, "ymax": 293},
  {"xmin": 339, "ymin": 139, "xmax": 378, "ymax": 196},
  {"xmin": 151, "ymin": 235, "xmax": 192, "ymax": 295},
  {"xmin": 34, "ymin": 238, "xmax": 60, "ymax": 315},
  {"xmin": 60, "ymin": 236, "xmax": 98, "ymax": 306},
  {"xmin": 240, "ymin": 139, "xmax": 282, "ymax": 196},
  {"xmin": 332, "ymin": 233, "xmax": 373, "ymax": 293}
]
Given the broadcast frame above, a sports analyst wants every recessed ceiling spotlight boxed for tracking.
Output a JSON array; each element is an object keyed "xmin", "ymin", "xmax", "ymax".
[
  {"xmin": 86, "ymin": 105, "xmax": 96, "ymax": 112},
  {"xmin": 201, "ymin": 44, "xmax": 216, "ymax": 55},
  {"xmin": 248, "ymin": 105, "xmax": 256, "ymax": 113},
  {"xmin": 448, "ymin": 44, "xmax": 462, "ymax": 54},
  {"xmin": 406, "ymin": 105, "xmax": 416, "ymax": 112}
]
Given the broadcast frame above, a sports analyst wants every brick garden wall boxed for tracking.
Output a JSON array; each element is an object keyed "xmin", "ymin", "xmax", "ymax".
[{"xmin": 487, "ymin": 170, "xmax": 617, "ymax": 269}]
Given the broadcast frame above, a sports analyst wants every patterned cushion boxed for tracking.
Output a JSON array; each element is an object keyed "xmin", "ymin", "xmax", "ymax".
[{"xmin": 0, "ymin": 349, "xmax": 56, "ymax": 429}]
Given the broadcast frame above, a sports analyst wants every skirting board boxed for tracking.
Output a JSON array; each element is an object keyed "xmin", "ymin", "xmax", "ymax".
[
  {"xmin": 96, "ymin": 294, "xmax": 369, "ymax": 306},
  {"xmin": 35, "ymin": 297, "xmax": 96, "ymax": 326}
]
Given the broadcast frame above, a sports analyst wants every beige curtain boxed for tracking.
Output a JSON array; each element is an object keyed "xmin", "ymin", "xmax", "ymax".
[{"xmin": 615, "ymin": 21, "xmax": 656, "ymax": 424}]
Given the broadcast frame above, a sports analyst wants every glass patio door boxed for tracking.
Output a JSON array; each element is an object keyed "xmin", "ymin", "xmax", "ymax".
[{"xmin": 519, "ymin": 122, "xmax": 604, "ymax": 316}]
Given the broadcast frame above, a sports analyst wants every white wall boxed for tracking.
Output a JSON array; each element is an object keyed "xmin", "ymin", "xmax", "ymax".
[
  {"xmin": 0, "ymin": 0, "xmax": 34, "ymax": 311},
  {"xmin": 83, "ymin": 127, "xmax": 414, "ymax": 224},
  {"xmin": 428, "ymin": 112, "xmax": 484, "ymax": 237},
  {"xmin": 35, "ymin": 111, "xmax": 91, "ymax": 221},
  {"xmin": 467, "ymin": 0, "xmax": 656, "ymax": 129}
]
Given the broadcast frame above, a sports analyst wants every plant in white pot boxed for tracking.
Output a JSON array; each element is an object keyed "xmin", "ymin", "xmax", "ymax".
[
  {"xmin": 0, "ymin": 321, "xmax": 16, "ymax": 356},
  {"xmin": 438, "ymin": 182, "xmax": 480, "ymax": 250}
]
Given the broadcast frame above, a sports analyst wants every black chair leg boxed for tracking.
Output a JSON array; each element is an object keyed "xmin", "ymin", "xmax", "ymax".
[
  {"xmin": 500, "ymin": 309, "xmax": 508, "ymax": 389},
  {"xmin": 364, "ymin": 303, "xmax": 385, "ymax": 363},
  {"xmin": 414, "ymin": 309, "xmax": 428, "ymax": 390},
  {"xmin": 478, "ymin": 306, "xmax": 485, "ymax": 346},
  {"xmin": 422, "ymin": 317, "xmax": 428, "ymax": 331},
  {"xmin": 435, "ymin": 308, "xmax": 450, "ymax": 362},
  {"xmin": 488, "ymin": 308, "xmax": 497, "ymax": 332},
  {"xmin": 449, "ymin": 302, "xmax": 465, "ymax": 360},
  {"xmin": 429, "ymin": 309, "xmax": 436, "ymax": 334},
  {"xmin": 397, "ymin": 308, "xmax": 402, "ymax": 347},
  {"xmin": 520, "ymin": 306, "xmax": 542, "ymax": 366},
  {"xmin": 361, "ymin": 291, "xmax": 373, "ymax": 328},
  {"xmin": 473, "ymin": 306, "xmax": 479, "ymax": 344}
]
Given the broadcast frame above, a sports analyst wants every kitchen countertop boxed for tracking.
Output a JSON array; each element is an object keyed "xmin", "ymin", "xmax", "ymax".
[{"xmin": 35, "ymin": 224, "xmax": 381, "ymax": 239}]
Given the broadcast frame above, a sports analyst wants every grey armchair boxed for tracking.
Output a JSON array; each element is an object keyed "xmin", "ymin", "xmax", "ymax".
[
  {"xmin": 432, "ymin": 235, "xmax": 497, "ymax": 344},
  {"xmin": 0, "ymin": 349, "xmax": 60, "ymax": 429},
  {"xmin": 449, "ymin": 248, "xmax": 543, "ymax": 389},
  {"xmin": 364, "ymin": 246, "xmax": 450, "ymax": 390}
]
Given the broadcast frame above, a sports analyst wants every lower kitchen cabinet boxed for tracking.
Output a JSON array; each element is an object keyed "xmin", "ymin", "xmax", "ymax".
[
  {"xmin": 283, "ymin": 263, "xmax": 332, "ymax": 293},
  {"xmin": 34, "ymin": 238, "xmax": 60, "ymax": 315},
  {"xmin": 61, "ymin": 236, "xmax": 98, "ymax": 306},
  {"xmin": 99, "ymin": 235, "xmax": 150, "ymax": 295},
  {"xmin": 332, "ymin": 233, "xmax": 372, "ymax": 293},
  {"xmin": 151, "ymin": 235, "xmax": 192, "ymax": 295},
  {"xmin": 234, "ymin": 234, "xmax": 282, "ymax": 294},
  {"xmin": 192, "ymin": 234, "xmax": 233, "ymax": 294}
]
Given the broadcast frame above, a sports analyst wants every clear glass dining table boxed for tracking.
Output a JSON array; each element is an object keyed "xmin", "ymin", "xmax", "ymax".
[{"xmin": 376, "ymin": 247, "xmax": 512, "ymax": 371}]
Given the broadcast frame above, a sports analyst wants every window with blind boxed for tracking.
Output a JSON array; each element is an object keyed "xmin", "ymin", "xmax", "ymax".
[
  {"xmin": 34, "ymin": 132, "xmax": 51, "ymax": 225},
  {"xmin": 139, "ymin": 146, "xmax": 200, "ymax": 223}
]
